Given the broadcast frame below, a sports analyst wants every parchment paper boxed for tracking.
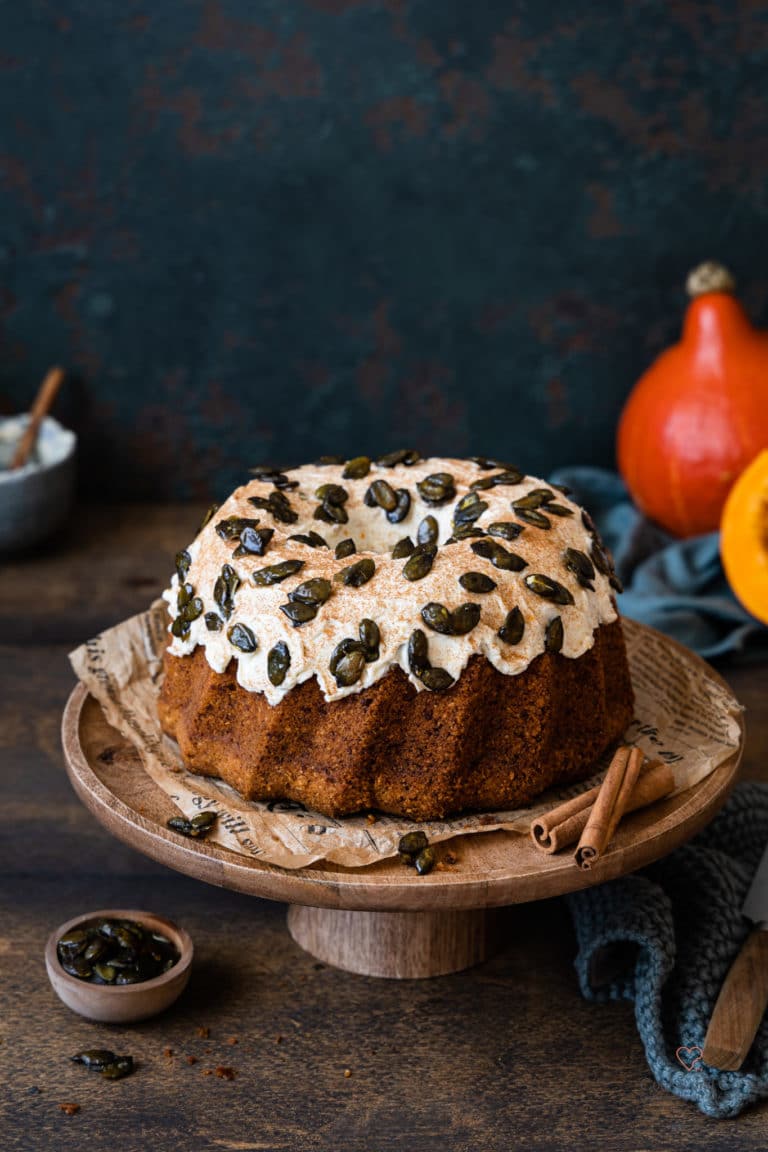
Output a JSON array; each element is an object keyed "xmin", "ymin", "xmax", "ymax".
[{"xmin": 69, "ymin": 604, "xmax": 744, "ymax": 870}]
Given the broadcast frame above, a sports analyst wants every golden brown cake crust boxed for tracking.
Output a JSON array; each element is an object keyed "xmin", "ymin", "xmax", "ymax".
[{"xmin": 158, "ymin": 617, "xmax": 634, "ymax": 820}]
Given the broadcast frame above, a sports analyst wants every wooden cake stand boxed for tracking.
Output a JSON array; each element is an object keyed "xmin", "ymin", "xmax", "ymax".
[{"xmin": 62, "ymin": 667, "xmax": 743, "ymax": 980}]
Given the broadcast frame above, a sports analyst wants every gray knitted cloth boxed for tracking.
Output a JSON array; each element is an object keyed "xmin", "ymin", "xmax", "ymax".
[{"xmin": 566, "ymin": 782, "xmax": 768, "ymax": 1118}]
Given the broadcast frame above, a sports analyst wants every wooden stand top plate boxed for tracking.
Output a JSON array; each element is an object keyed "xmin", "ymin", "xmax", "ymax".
[{"xmin": 62, "ymin": 652, "xmax": 744, "ymax": 914}]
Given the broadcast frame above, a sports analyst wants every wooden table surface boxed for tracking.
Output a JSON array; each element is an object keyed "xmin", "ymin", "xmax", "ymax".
[{"xmin": 3, "ymin": 505, "xmax": 768, "ymax": 1151}]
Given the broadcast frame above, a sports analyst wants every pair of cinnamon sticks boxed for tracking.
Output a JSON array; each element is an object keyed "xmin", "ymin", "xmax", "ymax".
[{"xmin": 531, "ymin": 745, "xmax": 675, "ymax": 869}]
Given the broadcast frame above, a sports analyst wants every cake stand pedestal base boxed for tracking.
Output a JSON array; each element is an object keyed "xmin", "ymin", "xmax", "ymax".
[{"xmin": 287, "ymin": 905, "xmax": 490, "ymax": 978}]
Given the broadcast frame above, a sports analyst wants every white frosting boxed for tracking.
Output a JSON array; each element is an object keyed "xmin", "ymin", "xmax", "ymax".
[{"xmin": 163, "ymin": 457, "xmax": 618, "ymax": 705}]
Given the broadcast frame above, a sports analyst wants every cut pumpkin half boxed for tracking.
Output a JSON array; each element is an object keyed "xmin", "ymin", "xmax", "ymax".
[{"xmin": 721, "ymin": 450, "xmax": 768, "ymax": 625}]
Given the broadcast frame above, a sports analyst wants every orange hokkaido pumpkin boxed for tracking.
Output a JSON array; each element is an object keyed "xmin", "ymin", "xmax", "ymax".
[
  {"xmin": 617, "ymin": 262, "xmax": 768, "ymax": 538},
  {"xmin": 720, "ymin": 450, "xmax": 768, "ymax": 625}
]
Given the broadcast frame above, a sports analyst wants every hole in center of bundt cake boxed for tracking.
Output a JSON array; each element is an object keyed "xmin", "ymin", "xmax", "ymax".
[{"xmin": 293, "ymin": 500, "xmax": 461, "ymax": 555}]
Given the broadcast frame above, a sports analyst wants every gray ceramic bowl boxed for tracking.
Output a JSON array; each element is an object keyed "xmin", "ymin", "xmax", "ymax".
[{"xmin": 0, "ymin": 414, "xmax": 76, "ymax": 551}]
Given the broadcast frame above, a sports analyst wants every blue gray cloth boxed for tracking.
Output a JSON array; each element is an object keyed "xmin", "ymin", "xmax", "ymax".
[
  {"xmin": 550, "ymin": 467, "xmax": 768, "ymax": 659},
  {"xmin": 566, "ymin": 783, "xmax": 768, "ymax": 1118}
]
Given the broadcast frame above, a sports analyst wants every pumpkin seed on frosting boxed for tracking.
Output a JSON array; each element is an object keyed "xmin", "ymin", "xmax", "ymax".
[
  {"xmin": 198, "ymin": 503, "xmax": 219, "ymax": 533},
  {"xmin": 563, "ymin": 547, "xmax": 596, "ymax": 590},
  {"xmin": 288, "ymin": 578, "xmax": 332, "ymax": 606},
  {"xmin": 377, "ymin": 448, "xmax": 420, "ymax": 467},
  {"xmin": 470, "ymin": 539, "xmax": 527, "ymax": 571},
  {"xmin": 314, "ymin": 500, "xmax": 349, "ymax": 525},
  {"xmin": 459, "ymin": 571, "xmax": 497, "ymax": 594},
  {"xmin": 391, "ymin": 536, "xmax": 415, "ymax": 558},
  {"xmin": 288, "ymin": 531, "xmax": 329, "ymax": 549},
  {"xmin": 315, "ymin": 483, "xmax": 348, "ymax": 506},
  {"xmin": 359, "ymin": 618, "xmax": 380, "ymax": 661},
  {"xmin": 417, "ymin": 473, "xmax": 456, "ymax": 505},
  {"xmin": 204, "ymin": 612, "xmax": 223, "ymax": 632},
  {"xmin": 421, "ymin": 601, "xmax": 480, "ymax": 636},
  {"xmin": 546, "ymin": 503, "xmax": 574, "ymax": 517},
  {"xmin": 524, "ymin": 573, "xmax": 575, "ymax": 605},
  {"xmin": 234, "ymin": 526, "xmax": 274, "ymax": 557},
  {"xmin": 545, "ymin": 616, "xmax": 564, "ymax": 653},
  {"xmin": 335, "ymin": 558, "xmax": 376, "ymax": 587},
  {"xmin": 416, "ymin": 516, "xmax": 438, "ymax": 546},
  {"xmin": 214, "ymin": 563, "xmax": 241, "ymax": 618},
  {"xmin": 252, "ymin": 559, "xmax": 305, "ymax": 586},
  {"xmin": 267, "ymin": 641, "xmax": 291, "ymax": 686},
  {"xmin": 367, "ymin": 478, "xmax": 398, "ymax": 512},
  {"xmin": 514, "ymin": 507, "xmax": 551, "ymax": 529},
  {"xmin": 407, "ymin": 629, "xmax": 429, "ymax": 675},
  {"xmin": 490, "ymin": 470, "xmax": 527, "ymax": 487},
  {"xmin": 333, "ymin": 649, "xmax": 366, "ymax": 687},
  {"xmin": 486, "ymin": 521, "xmax": 524, "ymax": 541},
  {"xmin": 330, "ymin": 637, "xmax": 366, "ymax": 675},
  {"xmin": 342, "ymin": 455, "xmax": 371, "ymax": 479},
  {"xmin": 175, "ymin": 550, "xmax": 191, "ymax": 582},
  {"xmin": 420, "ymin": 602, "xmax": 452, "ymax": 634},
  {"xmin": 470, "ymin": 457, "xmax": 522, "ymax": 476},
  {"xmin": 216, "ymin": 516, "xmax": 260, "ymax": 541},
  {"xmin": 444, "ymin": 524, "xmax": 486, "ymax": 544},
  {"xmin": 228, "ymin": 622, "xmax": 258, "ymax": 652},
  {"xmin": 512, "ymin": 489, "xmax": 555, "ymax": 510},
  {"xmin": 248, "ymin": 490, "xmax": 298, "ymax": 524},
  {"xmin": 387, "ymin": 488, "xmax": 411, "ymax": 523},
  {"xmin": 419, "ymin": 666, "xmax": 455, "ymax": 692},
  {"xmin": 453, "ymin": 492, "xmax": 488, "ymax": 526},
  {"xmin": 402, "ymin": 545, "xmax": 436, "ymax": 581},
  {"xmin": 498, "ymin": 606, "xmax": 525, "ymax": 645},
  {"xmin": 335, "ymin": 538, "xmax": 357, "ymax": 559},
  {"xmin": 279, "ymin": 601, "xmax": 318, "ymax": 627},
  {"xmin": 177, "ymin": 581, "xmax": 194, "ymax": 609}
]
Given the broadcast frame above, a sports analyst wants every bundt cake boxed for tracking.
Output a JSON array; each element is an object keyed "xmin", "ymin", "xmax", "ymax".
[{"xmin": 158, "ymin": 453, "xmax": 634, "ymax": 820}]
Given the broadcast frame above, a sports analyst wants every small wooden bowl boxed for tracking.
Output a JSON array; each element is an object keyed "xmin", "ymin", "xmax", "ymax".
[{"xmin": 45, "ymin": 909, "xmax": 193, "ymax": 1023}]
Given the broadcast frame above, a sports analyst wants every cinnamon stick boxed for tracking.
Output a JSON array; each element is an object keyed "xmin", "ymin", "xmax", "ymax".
[
  {"xmin": 531, "ymin": 758, "xmax": 675, "ymax": 854},
  {"xmin": 574, "ymin": 745, "xmax": 645, "ymax": 870},
  {"xmin": 10, "ymin": 366, "xmax": 65, "ymax": 470}
]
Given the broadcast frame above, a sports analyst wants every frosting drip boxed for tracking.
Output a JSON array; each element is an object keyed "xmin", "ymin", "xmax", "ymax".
[{"xmin": 163, "ymin": 457, "xmax": 619, "ymax": 705}]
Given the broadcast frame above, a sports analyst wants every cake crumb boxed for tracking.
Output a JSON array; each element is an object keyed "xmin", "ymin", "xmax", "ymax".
[
  {"xmin": 215, "ymin": 1066, "xmax": 236, "ymax": 1080},
  {"xmin": 196, "ymin": 1026, "xmax": 210, "ymax": 1039},
  {"xmin": 275, "ymin": 1035, "xmax": 283, "ymax": 1044},
  {"xmin": 343, "ymin": 1068, "xmax": 352, "ymax": 1078},
  {"xmin": 163, "ymin": 1047, "xmax": 174, "ymax": 1059},
  {"xmin": 202, "ymin": 1069, "xmax": 213, "ymax": 1077},
  {"xmin": 186, "ymin": 1055, "xmax": 198, "ymax": 1065},
  {"xmin": 366, "ymin": 813, "xmax": 377, "ymax": 824},
  {"xmin": 59, "ymin": 1102, "xmax": 80, "ymax": 1116},
  {"xmin": 226, "ymin": 1036, "xmax": 239, "ymax": 1046}
]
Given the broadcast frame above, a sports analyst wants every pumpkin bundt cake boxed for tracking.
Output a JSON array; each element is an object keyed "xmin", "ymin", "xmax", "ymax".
[{"xmin": 158, "ymin": 454, "xmax": 634, "ymax": 820}]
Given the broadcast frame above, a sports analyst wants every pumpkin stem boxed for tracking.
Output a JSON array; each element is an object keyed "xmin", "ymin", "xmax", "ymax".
[{"xmin": 686, "ymin": 261, "xmax": 736, "ymax": 298}]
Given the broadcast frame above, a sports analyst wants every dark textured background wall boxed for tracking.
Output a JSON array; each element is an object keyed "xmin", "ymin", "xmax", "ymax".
[{"xmin": 1, "ymin": 1, "xmax": 768, "ymax": 501}]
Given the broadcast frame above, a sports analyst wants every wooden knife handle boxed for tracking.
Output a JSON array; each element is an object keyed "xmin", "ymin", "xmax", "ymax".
[{"xmin": 703, "ymin": 928, "xmax": 768, "ymax": 1070}]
